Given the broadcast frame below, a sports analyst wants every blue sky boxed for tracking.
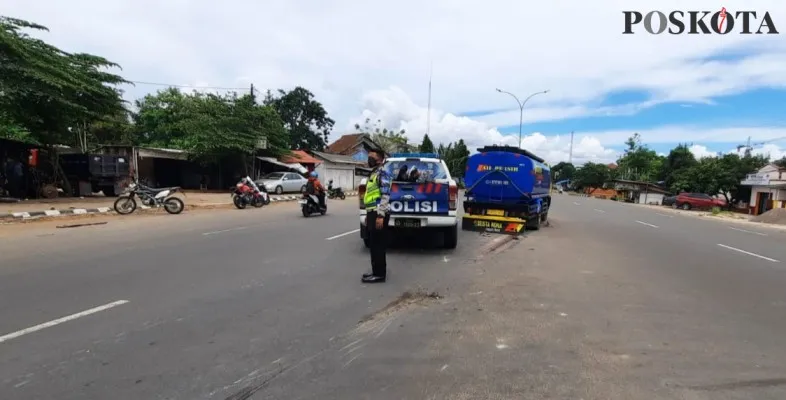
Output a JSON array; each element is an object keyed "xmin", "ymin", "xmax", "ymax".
[{"xmin": 471, "ymin": 87, "xmax": 786, "ymax": 157}]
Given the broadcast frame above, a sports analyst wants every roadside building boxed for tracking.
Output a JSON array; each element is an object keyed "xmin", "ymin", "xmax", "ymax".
[
  {"xmin": 310, "ymin": 150, "xmax": 366, "ymax": 189},
  {"xmin": 325, "ymin": 133, "xmax": 386, "ymax": 161},
  {"xmin": 279, "ymin": 150, "xmax": 321, "ymax": 174},
  {"xmin": 740, "ymin": 163, "xmax": 786, "ymax": 215},
  {"xmin": 609, "ymin": 179, "xmax": 670, "ymax": 204}
]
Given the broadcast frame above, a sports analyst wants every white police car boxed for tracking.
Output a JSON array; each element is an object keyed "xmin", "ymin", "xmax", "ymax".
[{"xmin": 358, "ymin": 153, "xmax": 459, "ymax": 249}]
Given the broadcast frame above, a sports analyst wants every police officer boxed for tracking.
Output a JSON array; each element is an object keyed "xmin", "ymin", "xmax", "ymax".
[{"xmin": 362, "ymin": 150, "xmax": 391, "ymax": 283}]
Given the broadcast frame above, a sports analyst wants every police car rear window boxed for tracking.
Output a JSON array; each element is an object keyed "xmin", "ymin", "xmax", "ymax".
[{"xmin": 384, "ymin": 160, "xmax": 447, "ymax": 182}]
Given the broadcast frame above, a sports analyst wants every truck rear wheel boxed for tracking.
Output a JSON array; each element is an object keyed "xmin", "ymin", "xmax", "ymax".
[
  {"xmin": 526, "ymin": 214, "xmax": 541, "ymax": 231},
  {"xmin": 443, "ymin": 225, "xmax": 458, "ymax": 249}
]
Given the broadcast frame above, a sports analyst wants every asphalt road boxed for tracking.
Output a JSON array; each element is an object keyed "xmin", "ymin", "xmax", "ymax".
[
  {"xmin": 3, "ymin": 193, "xmax": 786, "ymax": 399},
  {"xmin": 0, "ymin": 197, "xmax": 502, "ymax": 400}
]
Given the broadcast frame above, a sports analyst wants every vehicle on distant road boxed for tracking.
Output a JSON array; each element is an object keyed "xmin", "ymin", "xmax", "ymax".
[
  {"xmin": 114, "ymin": 180, "xmax": 184, "ymax": 215},
  {"xmin": 232, "ymin": 177, "xmax": 269, "ymax": 209},
  {"xmin": 358, "ymin": 153, "xmax": 459, "ymax": 249},
  {"xmin": 673, "ymin": 192, "xmax": 725, "ymax": 210},
  {"xmin": 255, "ymin": 172, "xmax": 308, "ymax": 195},
  {"xmin": 326, "ymin": 180, "xmax": 346, "ymax": 200},
  {"xmin": 299, "ymin": 191, "xmax": 327, "ymax": 217},
  {"xmin": 461, "ymin": 146, "xmax": 551, "ymax": 234},
  {"xmin": 662, "ymin": 195, "xmax": 677, "ymax": 207}
]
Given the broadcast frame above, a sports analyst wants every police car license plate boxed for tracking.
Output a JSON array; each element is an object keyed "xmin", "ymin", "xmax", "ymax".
[
  {"xmin": 486, "ymin": 209, "xmax": 505, "ymax": 216},
  {"xmin": 394, "ymin": 218, "xmax": 421, "ymax": 228}
]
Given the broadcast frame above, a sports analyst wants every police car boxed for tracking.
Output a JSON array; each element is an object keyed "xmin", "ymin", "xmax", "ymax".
[{"xmin": 358, "ymin": 153, "xmax": 459, "ymax": 249}]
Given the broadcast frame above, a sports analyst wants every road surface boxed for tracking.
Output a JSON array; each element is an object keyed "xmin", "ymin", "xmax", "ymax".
[{"xmin": 2, "ymin": 194, "xmax": 786, "ymax": 399}]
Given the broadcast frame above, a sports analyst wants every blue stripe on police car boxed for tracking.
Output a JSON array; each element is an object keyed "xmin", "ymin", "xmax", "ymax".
[{"xmin": 390, "ymin": 200, "xmax": 438, "ymax": 213}]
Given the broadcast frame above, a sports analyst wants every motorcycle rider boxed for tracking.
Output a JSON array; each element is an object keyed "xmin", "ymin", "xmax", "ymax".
[{"xmin": 306, "ymin": 171, "xmax": 326, "ymax": 209}]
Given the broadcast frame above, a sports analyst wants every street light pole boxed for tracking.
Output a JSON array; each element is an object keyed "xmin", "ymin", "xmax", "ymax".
[{"xmin": 495, "ymin": 88, "xmax": 550, "ymax": 147}]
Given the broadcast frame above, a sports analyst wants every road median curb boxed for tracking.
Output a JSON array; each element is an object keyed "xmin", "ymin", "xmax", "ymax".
[{"xmin": 0, "ymin": 192, "xmax": 359, "ymax": 222}]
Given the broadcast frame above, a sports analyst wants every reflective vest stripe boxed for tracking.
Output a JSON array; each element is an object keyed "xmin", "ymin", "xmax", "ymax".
[{"xmin": 364, "ymin": 172, "xmax": 381, "ymax": 209}]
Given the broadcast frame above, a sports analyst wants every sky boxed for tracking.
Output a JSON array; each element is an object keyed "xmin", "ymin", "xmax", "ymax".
[{"xmin": 6, "ymin": 0, "xmax": 786, "ymax": 165}]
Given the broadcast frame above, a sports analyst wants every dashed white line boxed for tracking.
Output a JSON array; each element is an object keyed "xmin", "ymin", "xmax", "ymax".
[
  {"xmin": 203, "ymin": 226, "xmax": 247, "ymax": 236},
  {"xmin": 728, "ymin": 226, "xmax": 767, "ymax": 236},
  {"xmin": 0, "ymin": 300, "xmax": 129, "ymax": 344},
  {"xmin": 325, "ymin": 229, "xmax": 360, "ymax": 240},
  {"xmin": 593, "ymin": 209, "xmax": 606, "ymax": 213},
  {"xmin": 655, "ymin": 213, "xmax": 673, "ymax": 218},
  {"xmin": 717, "ymin": 244, "xmax": 779, "ymax": 262},
  {"xmin": 573, "ymin": 202, "xmax": 581, "ymax": 205},
  {"xmin": 635, "ymin": 220, "xmax": 659, "ymax": 228}
]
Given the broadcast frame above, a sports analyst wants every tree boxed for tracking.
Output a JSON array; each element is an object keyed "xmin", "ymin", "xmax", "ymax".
[
  {"xmin": 615, "ymin": 133, "xmax": 663, "ymax": 182},
  {"xmin": 419, "ymin": 134, "xmax": 435, "ymax": 153},
  {"xmin": 354, "ymin": 118, "xmax": 409, "ymax": 153},
  {"xmin": 661, "ymin": 144, "xmax": 698, "ymax": 188},
  {"xmin": 264, "ymin": 87, "xmax": 334, "ymax": 150},
  {"xmin": 551, "ymin": 162, "xmax": 576, "ymax": 182},
  {"xmin": 0, "ymin": 17, "xmax": 129, "ymax": 146},
  {"xmin": 134, "ymin": 88, "xmax": 288, "ymax": 162},
  {"xmin": 573, "ymin": 162, "xmax": 610, "ymax": 192}
]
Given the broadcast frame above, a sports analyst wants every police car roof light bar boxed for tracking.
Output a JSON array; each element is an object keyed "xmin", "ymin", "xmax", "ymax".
[{"xmin": 390, "ymin": 152, "xmax": 440, "ymax": 159}]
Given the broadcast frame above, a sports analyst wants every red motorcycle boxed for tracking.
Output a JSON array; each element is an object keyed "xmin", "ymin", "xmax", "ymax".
[{"xmin": 232, "ymin": 177, "xmax": 270, "ymax": 209}]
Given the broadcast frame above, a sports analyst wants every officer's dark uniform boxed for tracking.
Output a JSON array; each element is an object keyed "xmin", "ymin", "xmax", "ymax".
[{"xmin": 363, "ymin": 166, "xmax": 392, "ymax": 282}]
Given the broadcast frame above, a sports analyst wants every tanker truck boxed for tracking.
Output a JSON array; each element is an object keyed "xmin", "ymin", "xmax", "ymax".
[{"xmin": 461, "ymin": 145, "xmax": 552, "ymax": 234}]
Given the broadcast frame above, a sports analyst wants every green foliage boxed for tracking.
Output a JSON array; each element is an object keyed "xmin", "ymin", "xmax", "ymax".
[
  {"xmin": 419, "ymin": 134, "xmax": 435, "ymax": 153},
  {"xmin": 615, "ymin": 133, "xmax": 664, "ymax": 182},
  {"xmin": 436, "ymin": 139, "xmax": 470, "ymax": 178},
  {"xmin": 573, "ymin": 162, "xmax": 610, "ymax": 191},
  {"xmin": 551, "ymin": 162, "xmax": 576, "ymax": 181},
  {"xmin": 0, "ymin": 16, "xmax": 128, "ymax": 146},
  {"xmin": 354, "ymin": 118, "xmax": 409, "ymax": 154},
  {"xmin": 134, "ymin": 88, "xmax": 288, "ymax": 162},
  {"xmin": 264, "ymin": 87, "xmax": 334, "ymax": 150}
]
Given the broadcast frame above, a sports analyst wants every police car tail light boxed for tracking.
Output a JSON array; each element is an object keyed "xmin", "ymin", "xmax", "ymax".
[
  {"xmin": 358, "ymin": 183, "xmax": 366, "ymax": 209},
  {"xmin": 449, "ymin": 184, "xmax": 458, "ymax": 210}
]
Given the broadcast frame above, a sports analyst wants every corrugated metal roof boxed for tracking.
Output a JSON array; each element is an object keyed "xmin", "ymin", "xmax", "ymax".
[{"xmin": 310, "ymin": 150, "xmax": 365, "ymax": 165}]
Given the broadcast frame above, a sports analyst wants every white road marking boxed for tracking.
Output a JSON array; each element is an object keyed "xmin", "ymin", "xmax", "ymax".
[
  {"xmin": 717, "ymin": 244, "xmax": 779, "ymax": 262},
  {"xmin": 729, "ymin": 226, "xmax": 767, "ymax": 236},
  {"xmin": 202, "ymin": 226, "xmax": 247, "ymax": 236},
  {"xmin": 325, "ymin": 229, "xmax": 360, "ymax": 240},
  {"xmin": 593, "ymin": 209, "xmax": 606, "ymax": 213},
  {"xmin": 573, "ymin": 202, "xmax": 580, "ymax": 205},
  {"xmin": 655, "ymin": 213, "xmax": 673, "ymax": 218},
  {"xmin": 0, "ymin": 300, "xmax": 129, "ymax": 344},
  {"xmin": 635, "ymin": 220, "xmax": 659, "ymax": 228}
]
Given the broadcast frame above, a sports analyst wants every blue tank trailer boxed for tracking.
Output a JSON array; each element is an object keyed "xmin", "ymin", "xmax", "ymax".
[{"xmin": 461, "ymin": 146, "xmax": 552, "ymax": 235}]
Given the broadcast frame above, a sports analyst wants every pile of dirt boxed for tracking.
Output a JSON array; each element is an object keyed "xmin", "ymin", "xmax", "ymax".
[{"xmin": 751, "ymin": 208, "xmax": 786, "ymax": 225}]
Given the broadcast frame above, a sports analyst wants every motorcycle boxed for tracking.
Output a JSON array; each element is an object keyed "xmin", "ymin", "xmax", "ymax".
[
  {"xmin": 232, "ymin": 177, "xmax": 269, "ymax": 209},
  {"xmin": 299, "ymin": 192, "xmax": 327, "ymax": 217},
  {"xmin": 326, "ymin": 180, "xmax": 346, "ymax": 200},
  {"xmin": 113, "ymin": 180, "xmax": 185, "ymax": 215}
]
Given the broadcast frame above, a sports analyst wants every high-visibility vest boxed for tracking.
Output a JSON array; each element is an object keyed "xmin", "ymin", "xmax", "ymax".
[{"xmin": 364, "ymin": 171, "xmax": 381, "ymax": 209}]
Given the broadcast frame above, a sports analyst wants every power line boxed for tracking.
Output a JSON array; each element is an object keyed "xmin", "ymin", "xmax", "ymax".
[{"xmin": 125, "ymin": 80, "xmax": 251, "ymax": 91}]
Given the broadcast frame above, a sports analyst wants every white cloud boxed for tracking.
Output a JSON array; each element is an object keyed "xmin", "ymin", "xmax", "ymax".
[
  {"xmin": 6, "ymin": 0, "xmax": 786, "ymax": 127},
  {"xmin": 353, "ymin": 87, "xmax": 619, "ymax": 165},
  {"xmin": 688, "ymin": 145, "xmax": 717, "ymax": 159},
  {"xmin": 6, "ymin": 0, "xmax": 786, "ymax": 166}
]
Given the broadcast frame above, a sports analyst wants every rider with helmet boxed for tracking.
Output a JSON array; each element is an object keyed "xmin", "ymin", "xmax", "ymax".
[{"xmin": 306, "ymin": 170, "xmax": 326, "ymax": 209}]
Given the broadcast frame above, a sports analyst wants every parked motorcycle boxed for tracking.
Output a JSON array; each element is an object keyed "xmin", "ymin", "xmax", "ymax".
[
  {"xmin": 299, "ymin": 192, "xmax": 326, "ymax": 217},
  {"xmin": 326, "ymin": 180, "xmax": 346, "ymax": 200},
  {"xmin": 113, "ymin": 181, "xmax": 185, "ymax": 215},
  {"xmin": 232, "ymin": 177, "xmax": 269, "ymax": 209}
]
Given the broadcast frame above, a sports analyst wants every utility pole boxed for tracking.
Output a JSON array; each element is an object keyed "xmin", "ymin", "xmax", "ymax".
[
  {"xmin": 426, "ymin": 61, "xmax": 433, "ymax": 137},
  {"xmin": 568, "ymin": 131, "xmax": 574, "ymax": 164},
  {"xmin": 250, "ymin": 83, "xmax": 255, "ymax": 102}
]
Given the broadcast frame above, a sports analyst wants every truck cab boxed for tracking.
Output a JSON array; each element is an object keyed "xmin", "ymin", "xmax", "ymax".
[{"xmin": 358, "ymin": 153, "xmax": 459, "ymax": 249}]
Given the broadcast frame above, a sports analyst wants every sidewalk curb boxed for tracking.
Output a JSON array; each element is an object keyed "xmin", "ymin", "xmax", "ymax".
[{"xmin": 0, "ymin": 192, "xmax": 359, "ymax": 222}]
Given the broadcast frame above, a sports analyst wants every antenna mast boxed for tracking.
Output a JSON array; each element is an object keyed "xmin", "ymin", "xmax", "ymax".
[{"xmin": 426, "ymin": 61, "xmax": 433, "ymax": 136}]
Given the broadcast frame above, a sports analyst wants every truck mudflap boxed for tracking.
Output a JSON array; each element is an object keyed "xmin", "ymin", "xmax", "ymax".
[{"xmin": 461, "ymin": 214, "xmax": 526, "ymax": 235}]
